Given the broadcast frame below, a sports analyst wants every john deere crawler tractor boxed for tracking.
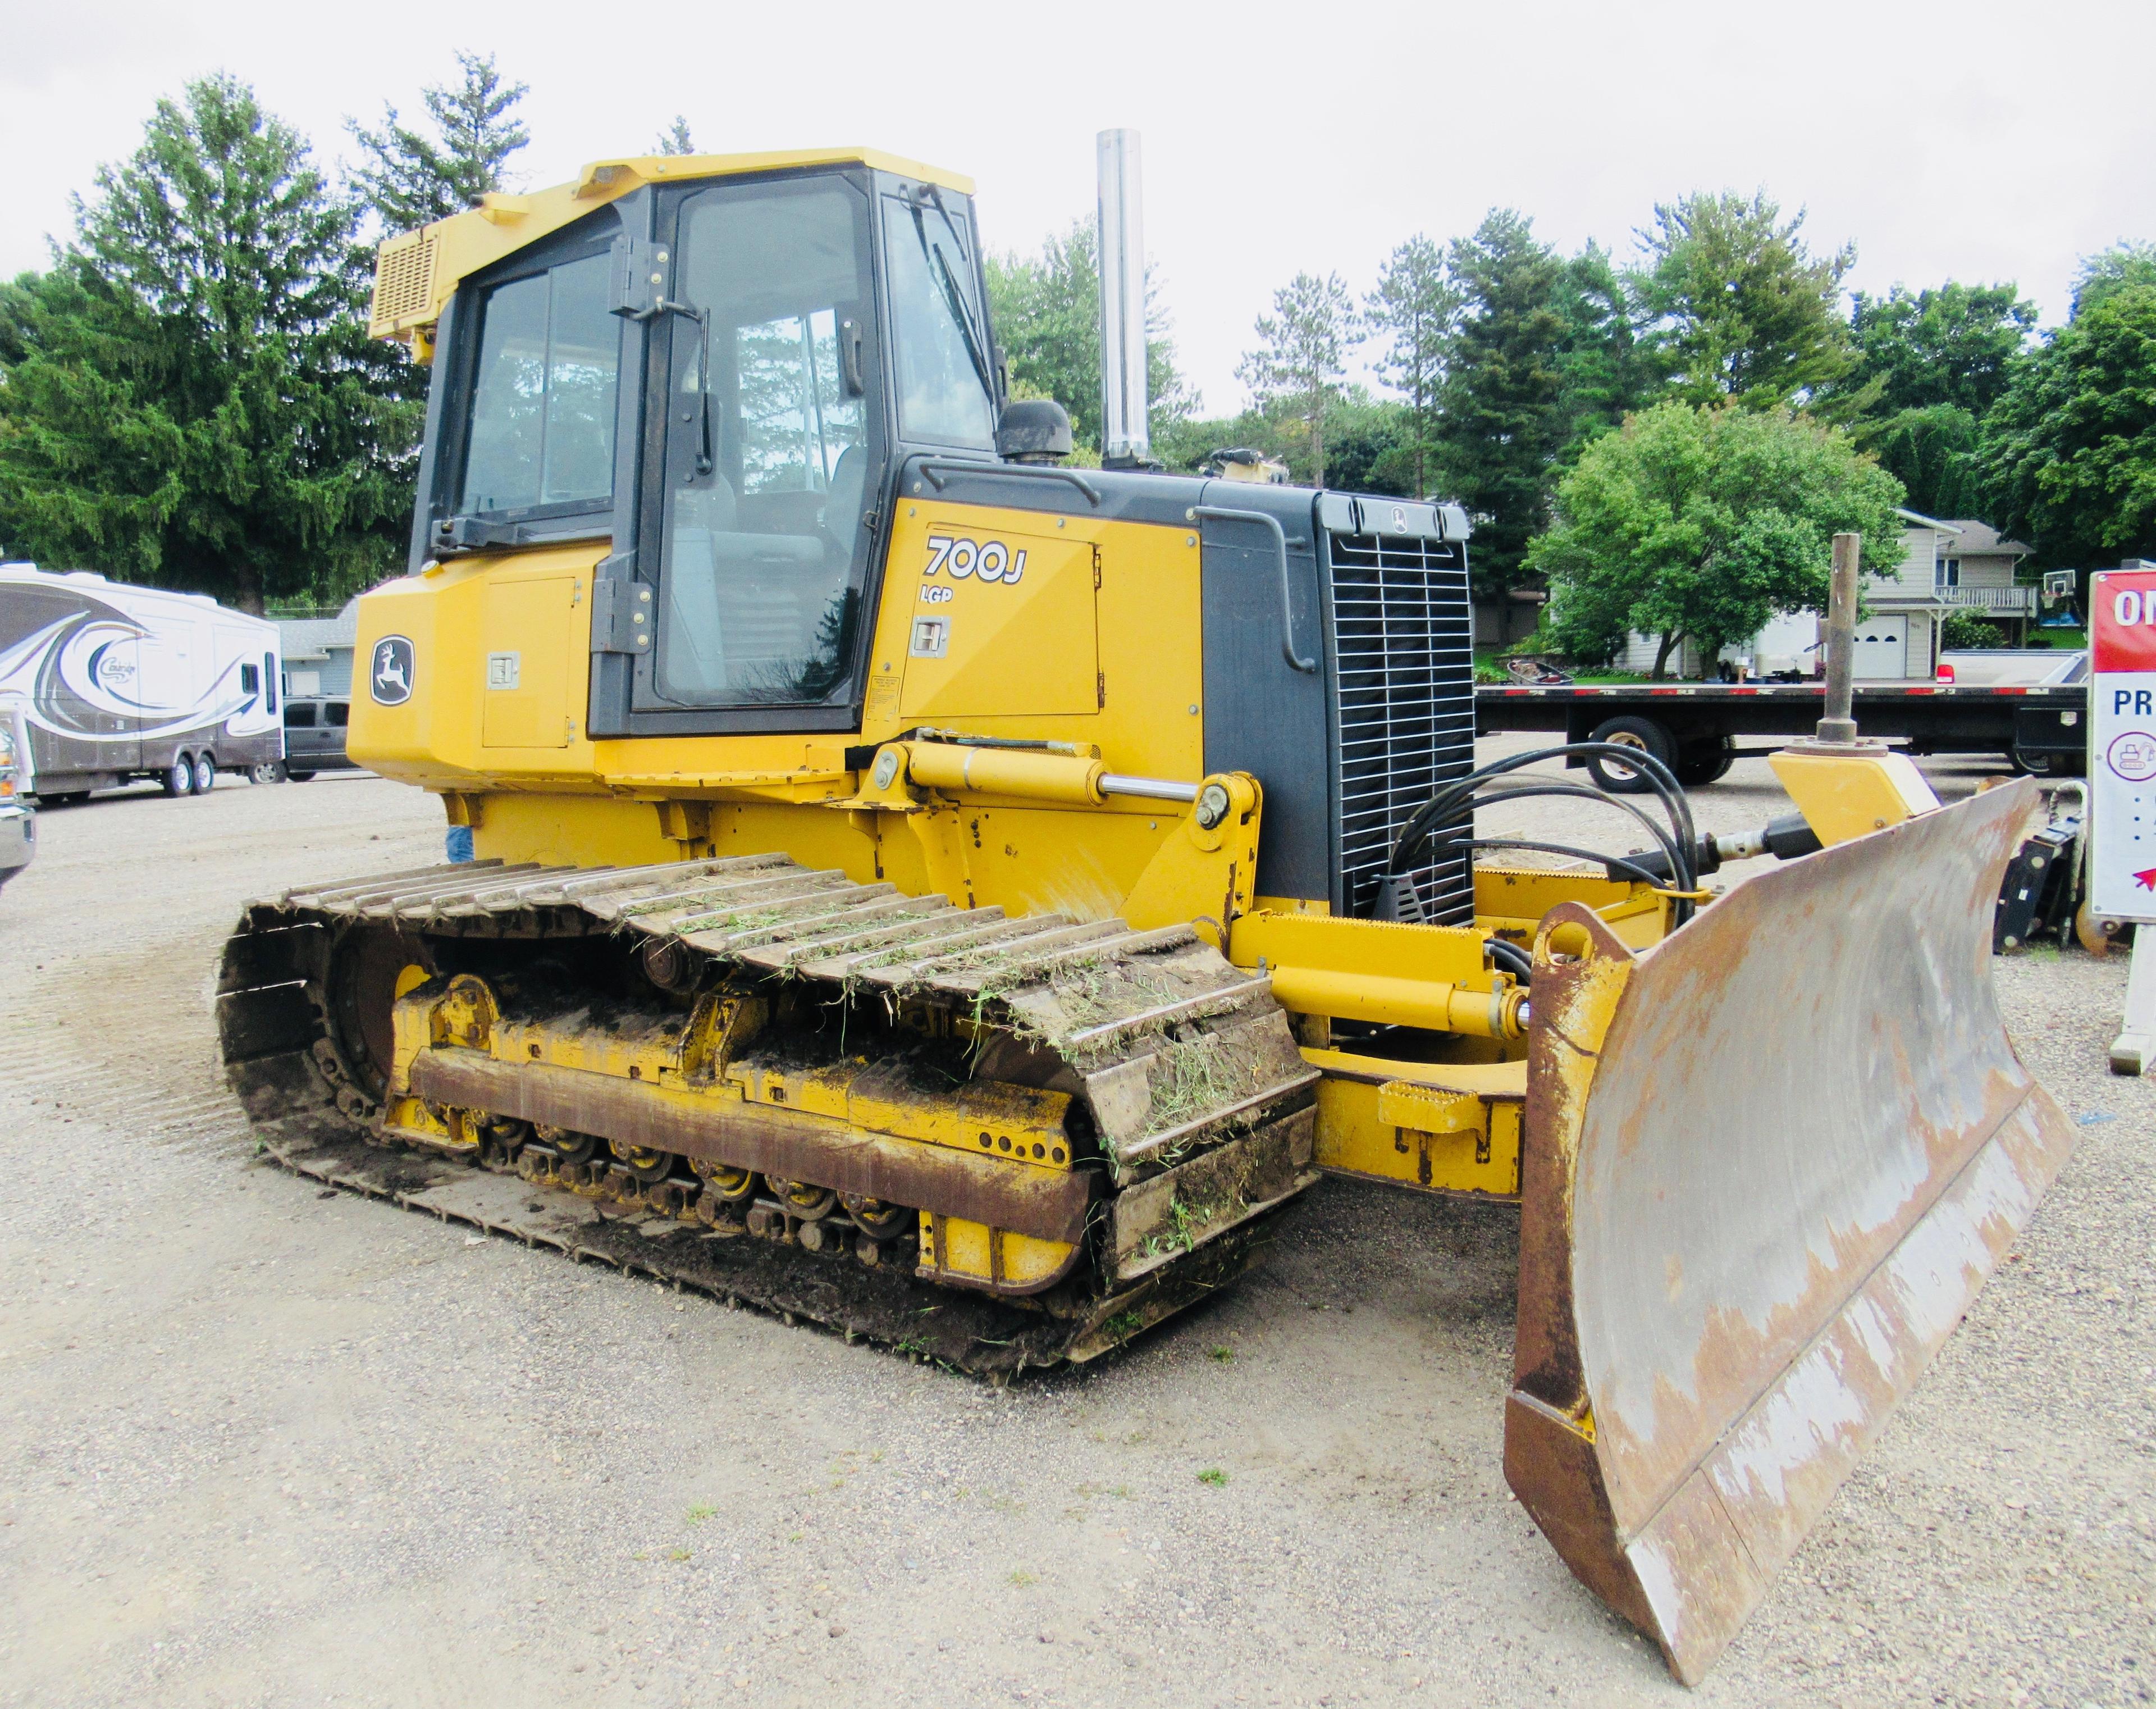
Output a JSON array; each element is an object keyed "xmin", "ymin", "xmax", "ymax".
[{"xmin": 215, "ymin": 142, "xmax": 2075, "ymax": 1683}]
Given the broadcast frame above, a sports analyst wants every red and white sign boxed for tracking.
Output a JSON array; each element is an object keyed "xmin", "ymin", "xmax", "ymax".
[{"xmin": 2091, "ymin": 569, "xmax": 2156, "ymax": 918}]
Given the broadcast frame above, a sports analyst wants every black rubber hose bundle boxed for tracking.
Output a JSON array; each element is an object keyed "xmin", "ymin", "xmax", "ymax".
[{"xmin": 1381, "ymin": 742, "xmax": 1700, "ymax": 936}]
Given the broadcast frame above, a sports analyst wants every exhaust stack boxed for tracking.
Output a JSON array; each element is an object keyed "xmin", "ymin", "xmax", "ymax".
[{"xmin": 1097, "ymin": 128, "xmax": 1149, "ymax": 469}]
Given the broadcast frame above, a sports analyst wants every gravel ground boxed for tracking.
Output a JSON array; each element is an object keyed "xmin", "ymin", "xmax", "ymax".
[{"xmin": 0, "ymin": 748, "xmax": 2149, "ymax": 1709}]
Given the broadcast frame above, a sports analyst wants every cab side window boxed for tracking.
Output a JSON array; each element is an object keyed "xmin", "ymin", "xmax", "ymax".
[{"xmin": 459, "ymin": 251, "xmax": 620, "ymax": 516}]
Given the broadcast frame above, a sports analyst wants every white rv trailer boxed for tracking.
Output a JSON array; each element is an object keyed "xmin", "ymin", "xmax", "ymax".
[{"xmin": 0, "ymin": 564, "xmax": 285, "ymax": 799}]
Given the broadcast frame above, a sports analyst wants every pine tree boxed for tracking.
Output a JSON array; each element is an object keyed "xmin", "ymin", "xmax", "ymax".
[
  {"xmin": 348, "ymin": 52, "xmax": 529, "ymax": 234},
  {"xmin": 0, "ymin": 75, "xmax": 418, "ymax": 610},
  {"xmin": 1431, "ymin": 211, "xmax": 1570, "ymax": 635},
  {"xmin": 1236, "ymin": 272, "xmax": 1358, "ymax": 484},
  {"xmin": 1364, "ymin": 236, "xmax": 1457, "ymax": 496},
  {"xmin": 1632, "ymin": 191, "xmax": 1855, "ymax": 411},
  {"xmin": 1551, "ymin": 240, "xmax": 1648, "ymax": 454},
  {"xmin": 655, "ymin": 116, "xmax": 696, "ymax": 156}
]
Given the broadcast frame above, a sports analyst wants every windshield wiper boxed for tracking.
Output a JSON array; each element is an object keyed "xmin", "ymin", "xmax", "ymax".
[{"xmin": 908, "ymin": 198, "xmax": 995, "ymax": 407}]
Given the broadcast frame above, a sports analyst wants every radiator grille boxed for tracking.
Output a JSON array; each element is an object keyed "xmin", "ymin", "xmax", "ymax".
[
  {"xmin": 368, "ymin": 230, "xmax": 438, "ymax": 336},
  {"xmin": 1327, "ymin": 529, "xmax": 1476, "ymax": 922}
]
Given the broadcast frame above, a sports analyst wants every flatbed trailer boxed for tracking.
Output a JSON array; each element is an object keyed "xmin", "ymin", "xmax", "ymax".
[{"xmin": 1476, "ymin": 680, "xmax": 2088, "ymax": 785}]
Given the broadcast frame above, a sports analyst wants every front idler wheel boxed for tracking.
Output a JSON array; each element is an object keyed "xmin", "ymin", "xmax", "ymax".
[{"xmin": 325, "ymin": 925, "xmax": 435, "ymax": 1105}]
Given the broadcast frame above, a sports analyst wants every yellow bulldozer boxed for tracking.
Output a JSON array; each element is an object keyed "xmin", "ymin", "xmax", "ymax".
[{"xmin": 215, "ymin": 136, "xmax": 2075, "ymax": 1683}]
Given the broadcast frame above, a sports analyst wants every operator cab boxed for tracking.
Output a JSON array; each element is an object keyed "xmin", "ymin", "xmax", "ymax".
[{"xmin": 405, "ymin": 153, "xmax": 1000, "ymax": 737}]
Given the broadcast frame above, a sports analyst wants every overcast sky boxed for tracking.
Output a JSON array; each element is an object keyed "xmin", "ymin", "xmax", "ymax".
[{"xmin": 5, "ymin": 0, "xmax": 2152, "ymax": 413}]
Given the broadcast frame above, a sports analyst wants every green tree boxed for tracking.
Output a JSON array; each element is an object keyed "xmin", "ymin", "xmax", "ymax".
[
  {"xmin": 1862, "ymin": 404, "xmax": 1991, "ymax": 520},
  {"xmin": 1237, "ymin": 271, "xmax": 1358, "ymax": 484},
  {"xmin": 347, "ymin": 51, "xmax": 529, "ymax": 234},
  {"xmin": 655, "ymin": 116, "xmax": 696, "ymax": 156},
  {"xmin": 1977, "ymin": 281, "xmax": 2156, "ymax": 573},
  {"xmin": 984, "ymin": 218, "xmax": 1194, "ymax": 454},
  {"xmin": 0, "ymin": 76, "xmax": 418, "ymax": 610},
  {"xmin": 1529, "ymin": 402, "xmax": 1905, "ymax": 677},
  {"xmin": 2072, "ymin": 241, "xmax": 2156, "ymax": 317},
  {"xmin": 1837, "ymin": 281, "xmax": 2035, "ymax": 518},
  {"xmin": 1551, "ymin": 240, "xmax": 1650, "ymax": 455},
  {"xmin": 1319, "ymin": 392, "xmax": 1416, "ymax": 495},
  {"xmin": 1364, "ymin": 236, "xmax": 1456, "ymax": 494},
  {"xmin": 1431, "ymin": 210, "xmax": 1570, "ymax": 635},
  {"xmin": 1848, "ymin": 282, "xmax": 2035, "ymax": 415},
  {"xmin": 1633, "ymin": 191, "xmax": 1856, "ymax": 411},
  {"xmin": 1939, "ymin": 607, "xmax": 2008, "ymax": 650}
]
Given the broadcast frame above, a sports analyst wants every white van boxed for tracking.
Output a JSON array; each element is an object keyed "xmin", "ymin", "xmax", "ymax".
[{"xmin": 0, "ymin": 564, "xmax": 285, "ymax": 799}]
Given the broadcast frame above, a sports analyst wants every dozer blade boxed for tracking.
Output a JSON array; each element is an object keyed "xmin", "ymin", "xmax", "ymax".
[{"xmin": 1506, "ymin": 777, "xmax": 2077, "ymax": 1684}]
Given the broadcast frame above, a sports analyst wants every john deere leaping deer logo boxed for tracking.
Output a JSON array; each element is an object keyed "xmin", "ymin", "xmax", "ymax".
[{"xmin": 371, "ymin": 636, "xmax": 415, "ymax": 706}]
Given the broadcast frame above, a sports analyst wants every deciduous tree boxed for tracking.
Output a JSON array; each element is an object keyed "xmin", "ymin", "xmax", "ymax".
[
  {"xmin": 1529, "ymin": 402, "xmax": 1904, "ymax": 677},
  {"xmin": 1977, "ymin": 278, "xmax": 2156, "ymax": 574},
  {"xmin": 2072, "ymin": 241, "xmax": 2156, "ymax": 318},
  {"xmin": 985, "ymin": 218, "xmax": 1193, "ymax": 454},
  {"xmin": 655, "ymin": 116, "xmax": 696, "ymax": 156},
  {"xmin": 1837, "ymin": 281, "xmax": 2035, "ymax": 518}
]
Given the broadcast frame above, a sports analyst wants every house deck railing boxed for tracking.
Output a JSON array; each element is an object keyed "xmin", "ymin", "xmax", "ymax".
[
  {"xmin": 1871, "ymin": 581, "xmax": 2036, "ymax": 614},
  {"xmin": 1936, "ymin": 584, "xmax": 2036, "ymax": 613}
]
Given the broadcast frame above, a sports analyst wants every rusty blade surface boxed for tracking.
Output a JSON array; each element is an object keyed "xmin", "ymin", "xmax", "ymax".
[{"xmin": 1506, "ymin": 777, "xmax": 2077, "ymax": 1685}]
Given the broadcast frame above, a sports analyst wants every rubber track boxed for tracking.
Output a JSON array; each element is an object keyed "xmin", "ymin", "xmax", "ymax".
[{"xmin": 220, "ymin": 855, "xmax": 1318, "ymax": 1373}]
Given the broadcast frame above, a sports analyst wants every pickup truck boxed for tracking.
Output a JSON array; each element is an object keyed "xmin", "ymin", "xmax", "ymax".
[
  {"xmin": 1476, "ymin": 677, "xmax": 2087, "ymax": 787},
  {"xmin": 281, "ymin": 696, "xmax": 359, "ymax": 780}
]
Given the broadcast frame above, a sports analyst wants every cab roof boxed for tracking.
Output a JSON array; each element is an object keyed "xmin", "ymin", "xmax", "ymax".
[{"xmin": 366, "ymin": 147, "xmax": 972, "ymax": 345}]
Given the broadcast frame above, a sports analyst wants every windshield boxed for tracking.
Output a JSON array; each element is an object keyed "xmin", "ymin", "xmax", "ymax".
[
  {"xmin": 458, "ymin": 250, "xmax": 619, "ymax": 514},
  {"xmin": 655, "ymin": 179, "xmax": 874, "ymax": 707},
  {"xmin": 884, "ymin": 193, "xmax": 995, "ymax": 449}
]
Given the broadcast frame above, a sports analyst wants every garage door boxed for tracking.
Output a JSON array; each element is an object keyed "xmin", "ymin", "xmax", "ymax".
[{"xmin": 1853, "ymin": 616, "xmax": 1907, "ymax": 679}]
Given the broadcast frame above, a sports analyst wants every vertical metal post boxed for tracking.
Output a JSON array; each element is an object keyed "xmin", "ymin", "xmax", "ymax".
[
  {"xmin": 1817, "ymin": 531, "xmax": 1861, "ymax": 744},
  {"xmin": 1097, "ymin": 129, "xmax": 1149, "ymax": 468},
  {"xmin": 2112, "ymin": 928, "xmax": 2156, "ymax": 1074}
]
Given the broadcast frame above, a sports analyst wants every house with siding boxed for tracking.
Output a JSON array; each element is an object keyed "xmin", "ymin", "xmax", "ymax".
[
  {"xmin": 277, "ymin": 596, "xmax": 360, "ymax": 698},
  {"xmin": 1609, "ymin": 509, "xmax": 2034, "ymax": 680}
]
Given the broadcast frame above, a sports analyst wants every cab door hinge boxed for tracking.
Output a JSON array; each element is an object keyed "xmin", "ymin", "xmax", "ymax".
[
  {"xmin": 590, "ymin": 555, "xmax": 654, "ymax": 656},
  {"xmin": 1092, "ymin": 545, "xmax": 1102, "ymax": 589}
]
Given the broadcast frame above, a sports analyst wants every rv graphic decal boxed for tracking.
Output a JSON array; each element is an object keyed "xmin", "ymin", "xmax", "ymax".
[{"xmin": 0, "ymin": 594, "xmax": 256, "ymax": 741}]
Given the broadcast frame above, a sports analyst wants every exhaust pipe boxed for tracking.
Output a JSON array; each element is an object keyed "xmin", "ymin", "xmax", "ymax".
[{"xmin": 1097, "ymin": 128, "xmax": 1149, "ymax": 469}]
